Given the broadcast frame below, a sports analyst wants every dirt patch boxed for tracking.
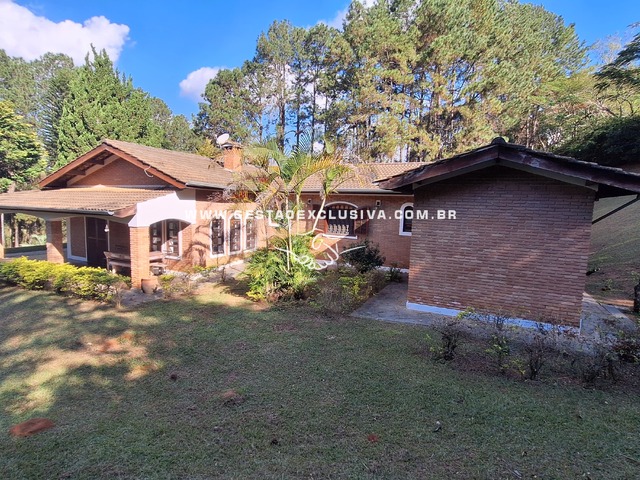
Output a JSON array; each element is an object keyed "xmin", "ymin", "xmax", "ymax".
[{"xmin": 9, "ymin": 418, "xmax": 55, "ymax": 437}]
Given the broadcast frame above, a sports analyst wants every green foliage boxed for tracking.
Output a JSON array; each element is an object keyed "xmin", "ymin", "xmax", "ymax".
[
  {"xmin": 244, "ymin": 234, "xmax": 317, "ymax": 301},
  {"xmin": 55, "ymin": 48, "xmax": 165, "ymax": 167},
  {"xmin": 313, "ymin": 268, "xmax": 387, "ymax": 314},
  {"xmin": 556, "ymin": 115, "xmax": 640, "ymax": 167},
  {"xmin": 0, "ymin": 100, "xmax": 44, "ymax": 190},
  {"xmin": 194, "ymin": 65, "xmax": 263, "ymax": 144},
  {"xmin": 425, "ymin": 319, "xmax": 462, "ymax": 362},
  {"xmin": 0, "ymin": 257, "xmax": 129, "ymax": 302},
  {"xmin": 341, "ymin": 239, "xmax": 385, "ymax": 273}
]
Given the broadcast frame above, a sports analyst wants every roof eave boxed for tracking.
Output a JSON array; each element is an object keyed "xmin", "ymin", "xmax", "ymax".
[
  {"xmin": 185, "ymin": 181, "xmax": 229, "ymax": 190},
  {"xmin": 0, "ymin": 206, "xmax": 116, "ymax": 216}
]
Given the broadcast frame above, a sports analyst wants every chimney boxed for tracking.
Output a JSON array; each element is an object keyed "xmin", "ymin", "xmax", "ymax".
[{"xmin": 221, "ymin": 141, "xmax": 243, "ymax": 170}]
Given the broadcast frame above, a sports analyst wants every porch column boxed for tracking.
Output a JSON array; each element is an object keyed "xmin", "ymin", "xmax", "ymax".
[
  {"xmin": 0, "ymin": 213, "xmax": 4, "ymax": 259},
  {"xmin": 45, "ymin": 220, "xmax": 64, "ymax": 264},
  {"xmin": 129, "ymin": 226, "xmax": 150, "ymax": 289}
]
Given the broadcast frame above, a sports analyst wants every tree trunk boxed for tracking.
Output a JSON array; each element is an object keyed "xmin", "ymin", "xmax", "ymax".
[
  {"xmin": 12, "ymin": 214, "xmax": 19, "ymax": 247},
  {"xmin": 634, "ymin": 283, "xmax": 640, "ymax": 314}
]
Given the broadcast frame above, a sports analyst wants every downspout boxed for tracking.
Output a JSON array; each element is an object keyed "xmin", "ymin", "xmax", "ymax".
[{"xmin": 592, "ymin": 194, "xmax": 640, "ymax": 225}]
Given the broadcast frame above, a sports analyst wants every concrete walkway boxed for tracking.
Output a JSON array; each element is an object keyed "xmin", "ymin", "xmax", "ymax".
[{"xmin": 352, "ymin": 282, "xmax": 636, "ymax": 340}]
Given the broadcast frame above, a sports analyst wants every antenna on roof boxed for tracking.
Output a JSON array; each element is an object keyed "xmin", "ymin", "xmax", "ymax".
[{"xmin": 216, "ymin": 133, "xmax": 230, "ymax": 146}]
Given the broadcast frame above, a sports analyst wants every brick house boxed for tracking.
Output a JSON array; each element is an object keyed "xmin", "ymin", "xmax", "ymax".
[
  {"xmin": 379, "ymin": 138, "xmax": 640, "ymax": 327},
  {"xmin": 0, "ymin": 139, "xmax": 415, "ymax": 288}
]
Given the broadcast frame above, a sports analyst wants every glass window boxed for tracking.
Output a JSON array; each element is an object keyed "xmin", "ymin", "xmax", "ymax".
[
  {"xmin": 211, "ymin": 218, "xmax": 225, "ymax": 255},
  {"xmin": 150, "ymin": 220, "xmax": 182, "ymax": 256},
  {"xmin": 246, "ymin": 218, "xmax": 257, "ymax": 250},
  {"xmin": 326, "ymin": 204, "xmax": 355, "ymax": 236},
  {"xmin": 400, "ymin": 204, "xmax": 413, "ymax": 235},
  {"xmin": 230, "ymin": 218, "xmax": 242, "ymax": 253}
]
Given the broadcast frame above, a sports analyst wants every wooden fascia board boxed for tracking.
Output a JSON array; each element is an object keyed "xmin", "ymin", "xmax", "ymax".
[
  {"xmin": 101, "ymin": 145, "xmax": 185, "ymax": 189},
  {"xmin": 379, "ymin": 147, "xmax": 500, "ymax": 190},
  {"xmin": 39, "ymin": 143, "xmax": 186, "ymax": 189},
  {"xmin": 497, "ymin": 148, "xmax": 640, "ymax": 194},
  {"xmin": 39, "ymin": 144, "xmax": 112, "ymax": 188}
]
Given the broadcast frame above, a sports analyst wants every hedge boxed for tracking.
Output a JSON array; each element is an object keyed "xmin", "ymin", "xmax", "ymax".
[{"xmin": 0, "ymin": 257, "xmax": 130, "ymax": 302}]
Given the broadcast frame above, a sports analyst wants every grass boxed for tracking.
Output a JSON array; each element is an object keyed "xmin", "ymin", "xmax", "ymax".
[
  {"xmin": 1, "ymin": 282, "xmax": 640, "ymax": 479},
  {"xmin": 589, "ymin": 195, "xmax": 640, "ymax": 305}
]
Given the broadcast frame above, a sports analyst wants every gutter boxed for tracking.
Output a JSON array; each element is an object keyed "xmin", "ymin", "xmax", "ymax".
[
  {"xmin": 185, "ymin": 181, "xmax": 230, "ymax": 190},
  {"xmin": 0, "ymin": 206, "xmax": 116, "ymax": 216},
  {"xmin": 592, "ymin": 194, "xmax": 640, "ymax": 224}
]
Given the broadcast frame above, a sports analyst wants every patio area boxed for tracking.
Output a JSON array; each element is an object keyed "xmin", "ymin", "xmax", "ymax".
[{"xmin": 353, "ymin": 282, "xmax": 636, "ymax": 342}]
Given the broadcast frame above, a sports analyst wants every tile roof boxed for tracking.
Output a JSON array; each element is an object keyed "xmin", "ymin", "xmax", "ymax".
[
  {"xmin": 302, "ymin": 163, "xmax": 421, "ymax": 192},
  {"xmin": 379, "ymin": 138, "xmax": 640, "ymax": 198},
  {"xmin": 0, "ymin": 186, "xmax": 172, "ymax": 217},
  {"xmin": 102, "ymin": 139, "xmax": 235, "ymax": 187}
]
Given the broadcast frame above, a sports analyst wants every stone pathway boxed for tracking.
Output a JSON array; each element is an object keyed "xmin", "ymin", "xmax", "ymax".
[{"xmin": 353, "ymin": 282, "xmax": 636, "ymax": 341}]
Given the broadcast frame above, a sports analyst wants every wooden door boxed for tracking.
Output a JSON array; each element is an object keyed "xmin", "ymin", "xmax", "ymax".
[{"xmin": 86, "ymin": 218, "xmax": 109, "ymax": 268}]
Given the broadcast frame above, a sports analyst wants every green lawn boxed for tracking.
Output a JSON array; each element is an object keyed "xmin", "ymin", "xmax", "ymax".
[
  {"xmin": 589, "ymin": 195, "xmax": 640, "ymax": 305},
  {"xmin": 1, "ymin": 283, "xmax": 640, "ymax": 479}
]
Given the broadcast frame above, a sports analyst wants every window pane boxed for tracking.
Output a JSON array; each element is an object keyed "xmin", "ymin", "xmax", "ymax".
[
  {"xmin": 166, "ymin": 221, "xmax": 180, "ymax": 256},
  {"xmin": 211, "ymin": 219, "xmax": 224, "ymax": 255},
  {"xmin": 150, "ymin": 222, "xmax": 163, "ymax": 251},
  {"xmin": 326, "ymin": 205, "xmax": 354, "ymax": 236},
  {"xmin": 230, "ymin": 218, "xmax": 241, "ymax": 253},
  {"xmin": 246, "ymin": 219, "xmax": 256, "ymax": 250},
  {"xmin": 402, "ymin": 206, "xmax": 413, "ymax": 233}
]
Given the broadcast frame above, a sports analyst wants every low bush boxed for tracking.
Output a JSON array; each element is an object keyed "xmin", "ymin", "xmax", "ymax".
[
  {"xmin": 425, "ymin": 317, "xmax": 463, "ymax": 361},
  {"xmin": 313, "ymin": 268, "xmax": 388, "ymax": 314},
  {"xmin": 341, "ymin": 239, "xmax": 385, "ymax": 273},
  {"xmin": 245, "ymin": 234, "xmax": 317, "ymax": 301},
  {"xmin": 0, "ymin": 257, "xmax": 130, "ymax": 303}
]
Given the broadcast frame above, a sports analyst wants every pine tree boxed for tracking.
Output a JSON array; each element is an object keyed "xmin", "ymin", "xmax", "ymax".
[
  {"xmin": 0, "ymin": 101, "xmax": 44, "ymax": 191},
  {"xmin": 55, "ymin": 47, "xmax": 163, "ymax": 167}
]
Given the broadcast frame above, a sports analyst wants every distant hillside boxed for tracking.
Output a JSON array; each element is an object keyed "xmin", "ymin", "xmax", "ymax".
[{"xmin": 588, "ymin": 195, "xmax": 640, "ymax": 305}]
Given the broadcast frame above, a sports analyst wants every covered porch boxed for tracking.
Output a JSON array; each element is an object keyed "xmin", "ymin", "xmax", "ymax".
[{"xmin": 0, "ymin": 186, "xmax": 196, "ymax": 288}]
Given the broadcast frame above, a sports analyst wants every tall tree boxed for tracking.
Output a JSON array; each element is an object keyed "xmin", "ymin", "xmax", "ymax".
[
  {"xmin": 195, "ymin": 64, "xmax": 263, "ymax": 143},
  {"xmin": 255, "ymin": 20, "xmax": 305, "ymax": 148},
  {"xmin": 56, "ymin": 47, "xmax": 164, "ymax": 166},
  {"xmin": 0, "ymin": 101, "xmax": 44, "ymax": 192}
]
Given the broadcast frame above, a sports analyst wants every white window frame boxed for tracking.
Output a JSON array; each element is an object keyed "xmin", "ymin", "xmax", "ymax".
[
  {"xmin": 245, "ymin": 217, "xmax": 258, "ymax": 252},
  {"xmin": 210, "ymin": 217, "xmax": 226, "ymax": 257},
  {"xmin": 150, "ymin": 220, "xmax": 182, "ymax": 259},
  {"xmin": 399, "ymin": 203, "xmax": 413, "ymax": 236}
]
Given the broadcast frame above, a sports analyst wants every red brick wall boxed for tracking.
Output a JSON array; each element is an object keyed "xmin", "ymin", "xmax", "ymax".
[
  {"xmin": 408, "ymin": 167, "xmax": 595, "ymax": 326},
  {"xmin": 180, "ymin": 190, "xmax": 412, "ymax": 270},
  {"xmin": 189, "ymin": 190, "xmax": 269, "ymax": 268},
  {"xmin": 129, "ymin": 226, "xmax": 150, "ymax": 289},
  {"xmin": 68, "ymin": 217, "xmax": 86, "ymax": 258},
  {"xmin": 108, "ymin": 221, "xmax": 130, "ymax": 254},
  {"xmin": 46, "ymin": 220, "xmax": 65, "ymax": 264},
  {"xmin": 300, "ymin": 194, "xmax": 413, "ymax": 268},
  {"xmin": 73, "ymin": 158, "xmax": 169, "ymax": 187}
]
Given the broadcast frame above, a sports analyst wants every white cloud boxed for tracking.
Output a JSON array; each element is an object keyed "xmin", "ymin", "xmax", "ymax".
[
  {"xmin": 0, "ymin": 1, "xmax": 129, "ymax": 65},
  {"xmin": 179, "ymin": 66, "xmax": 224, "ymax": 102},
  {"xmin": 322, "ymin": 0, "xmax": 376, "ymax": 30}
]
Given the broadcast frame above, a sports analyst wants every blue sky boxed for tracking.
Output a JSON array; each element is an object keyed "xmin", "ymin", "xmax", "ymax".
[{"xmin": 1, "ymin": 0, "xmax": 638, "ymax": 118}]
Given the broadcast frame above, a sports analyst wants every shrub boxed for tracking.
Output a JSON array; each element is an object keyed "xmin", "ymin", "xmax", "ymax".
[
  {"xmin": 386, "ymin": 263, "xmax": 403, "ymax": 283},
  {"xmin": 244, "ymin": 234, "xmax": 317, "ymax": 301},
  {"xmin": 159, "ymin": 274, "xmax": 177, "ymax": 299},
  {"xmin": 0, "ymin": 257, "xmax": 129, "ymax": 303},
  {"xmin": 573, "ymin": 341, "xmax": 620, "ymax": 385},
  {"xmin": 522, "ymin": 324, "xmax": 558, "ymax": 381},
  {"xmin": 341, "ymin": 239, "xmax": 385, "ymax": 273},
  {"xmin": 426, "ymin": 315, "xmax": 464, "ymax": 361},
  {"xmin": 313, "ymin": 268, "xmax": 387, "ymax": 314},
  {"xmin": 486, "ymin": 333, "xmax": 511, "ymax": 375}
]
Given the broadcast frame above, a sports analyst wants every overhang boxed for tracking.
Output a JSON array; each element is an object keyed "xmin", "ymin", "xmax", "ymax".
[
  {"xmin": 378, "ymin": 138, "xmax": 640, "ymax": 199},
  {"xmin": 0, "ymin": 187, "xmax": 173, "ymax": 218}
]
